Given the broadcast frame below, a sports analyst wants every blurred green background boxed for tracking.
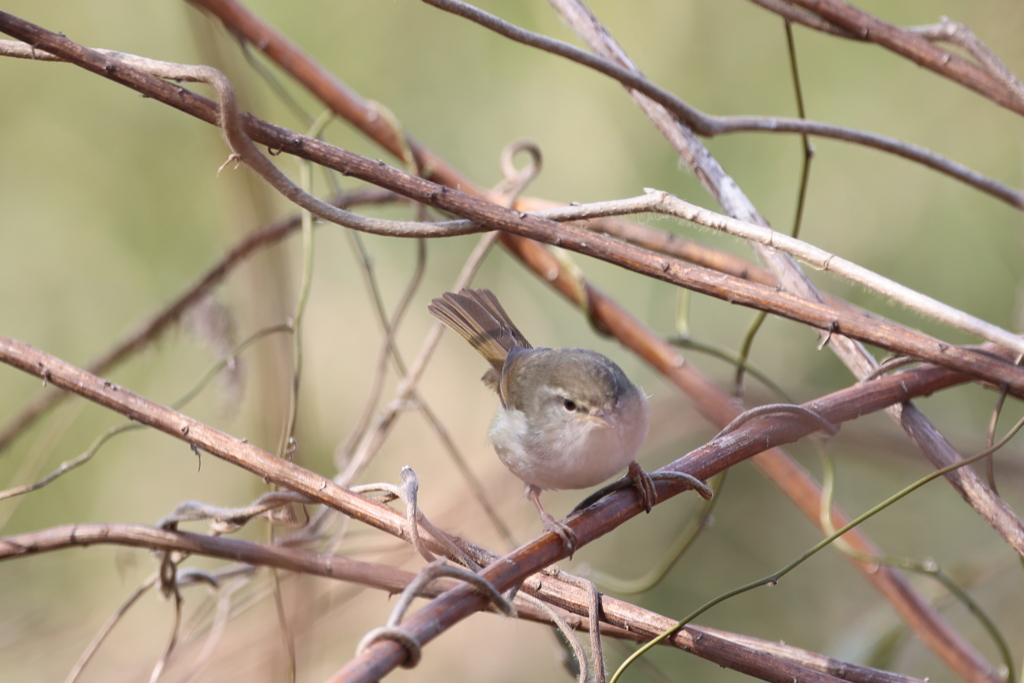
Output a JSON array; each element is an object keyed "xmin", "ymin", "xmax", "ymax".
[{"xmin": 2, "ymin": 1, "xmax": 1024, "ymax": 681}]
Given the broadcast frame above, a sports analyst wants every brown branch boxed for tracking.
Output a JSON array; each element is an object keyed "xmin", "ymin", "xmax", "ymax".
[
  {"xmin": 533, "ymin": 574, "xmax": 931, "ymax": 683},
  {"xmin": 702, "ymin": 114, "xmax": 1022, "ymax": 208},
  {"xmin": 0, "ymin": 523, "xmax": 926, "ymax": 683},
  {"xmin": 0, "ymin": 523, "xmax": 589, "ymax": 639},
  {"xmin": 752, "ymin": 0, "xmax": 1024, "ymax": 115},
  {"xmin": 0, "ymin": 334, "xmax": 421, "ymax": 544},
  {"xmin": 784, "ymin": 0, "xmax": 1024, "ymax": 111},
  {"xmin": 1, "ymin": 15, "xmax": 1022, "ymax": 400},
  {"xmin": 340, "ymin": 627, "xmax": 845, "ymax": 683},
  {"xmin": 908, "ymin": 17, "xmax": 1024, "ymax": 105},
  {"xmin": 747, "ymin": 0, "xmax": 860, "ymax": 38},
  {"xmin": 0, "ymin": 523, "xmax": 419, "ymax": 592}
]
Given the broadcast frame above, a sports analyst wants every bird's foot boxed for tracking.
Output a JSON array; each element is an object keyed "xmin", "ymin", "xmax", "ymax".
[
  {"xmin": 628, "ymin": 461, "xmax": 657, "ymax": 513},
  {"xmin": 528, "ymin": 485, "xmax": 578, "ymax": 558},
  {"xmin": 572, "ymin": 463, "xmax": 713, "ymax": 514},
  {"xmin": 539, "ymin": 511, "xmax": 578, "ymax": 559}
]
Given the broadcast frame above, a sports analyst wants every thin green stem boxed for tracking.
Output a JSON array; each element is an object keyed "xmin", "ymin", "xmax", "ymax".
[
  {"xmin": 783, "ymin": 19, "xmax": 813, "ymax": 242},
  {"xmin": 0, "ymin": 399, "xmax": 86, "ymax": 527},
  {"xmin": 732, "ymin": 20, "xmax": 813, "ymax": 396},
  {"xmin": 733, "ymin": 310, "xmax": 767, "ymax": 397},
  {"xmin": 669, "ymin": 335, "xmax": 792, "ymax": 402},
  {"xmin": 276, "ymin": 111, "xmax": 332, "ymax": 460},
  {"xmin": 173, "ymin": 324, "xmax": 293, "ymax": 410},
  {"xmin": 1, "ymin": 322, "xmax": 292, "ymax": 514},
  {"xmin": 0, "ymin": 422, "xmax": 140, "ymax": 505},
  {"xmin": 610, "ymin": 412, "xmax": 1024, "ymax": 682},
  {"xmin": 817, "ymin": 440, "xmax": 1014, "ymax": 680}
]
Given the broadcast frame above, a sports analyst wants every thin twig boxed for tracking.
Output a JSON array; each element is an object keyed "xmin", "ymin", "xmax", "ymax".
[
  {"xmin": 544, "ymin": 190, "xmax": 1024, "ymax": 365},
  {"xmin": 148, "ymin": 589, "xmax": 183, "ymax": 683},
  {"xmin": 177, "ymin": 575, "xmax": 249, "ymax": 682},
  {"xmin": 0, "ymin": 423, "xmax": 140, "ymax": 502},
  {"xmin": 0, "ymin": 520, "xmax": 927, "ymax": 683},
  {"xmin": 779, "ymin": 0, "xmax": 1024, "ymax": 112},
  {"xmin": 65, "ymin": 574, "xmax": 160, "ymax": 683},
  {"xmin": 746, "ymin": 0, "xmax": 859, "ymax": 39},
  {"xmin": 908, "ymin": 17, "xmax": 1024, "ymax": 105},
  {"xmin": 337, "ymin": 231, "xmax": 501, "ymax": 485},
  {"xmin": 415, "ymin": 0, "xmax": 1023, "ymax": 209}
]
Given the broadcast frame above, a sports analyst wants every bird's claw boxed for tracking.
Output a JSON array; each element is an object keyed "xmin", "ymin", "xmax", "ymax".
[
  {"xmin": 540, "ymin": 512, "xmax": 578, "ymax": 559},
  {"xmin": 628, "ymin": 461, "xmax": 657, "ymax": 513}
]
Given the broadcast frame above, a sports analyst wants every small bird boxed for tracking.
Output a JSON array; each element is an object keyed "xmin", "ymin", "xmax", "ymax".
[{"xmin": 428, "ymin": 288, "xmax": 658, "ymax": 553}]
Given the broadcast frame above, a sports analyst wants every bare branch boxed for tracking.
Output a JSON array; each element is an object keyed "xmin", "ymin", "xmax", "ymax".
[
  {"xmin": 746, "ymin": 0, "xmax": 859, "ymax": 38},
  {"xmin": 0, "ymin": 522, "xmax": 927, "ymax": 683},
  {"xmin": 908, "ymin": 17, "xmax": 1024, "ymax": 104},
  {"xmin": 783, "ymin": 0, "xmax": 1024, "ymax": 111},
  {"xmin": 9, "ymin": 13, "xmax": 1019, "ymax": 395},
  {"xmin": 414, "ymin": 0, "xmax": 1022, "ymax": 209}
]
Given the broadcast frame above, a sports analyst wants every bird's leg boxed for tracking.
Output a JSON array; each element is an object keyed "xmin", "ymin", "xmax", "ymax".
[
  {"xmin": 527, "ymin": 485, "xmax": 578, "ymax": 558},
  {"xmin": 627, "ymin": 461, "xmax": 657, "ymax": 513}
]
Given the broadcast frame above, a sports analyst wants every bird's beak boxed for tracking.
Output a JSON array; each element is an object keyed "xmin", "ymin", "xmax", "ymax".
[{"xmin": 587, "ymin": 409, "xmax": 614, "ymax": 429}]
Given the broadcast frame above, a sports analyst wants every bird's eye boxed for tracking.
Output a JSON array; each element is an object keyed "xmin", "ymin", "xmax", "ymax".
[{"xmin": 562, "ymin": 398, "xmax": 577, "ymax": 412}]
